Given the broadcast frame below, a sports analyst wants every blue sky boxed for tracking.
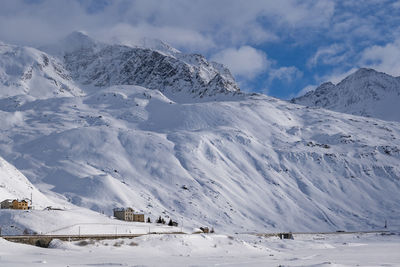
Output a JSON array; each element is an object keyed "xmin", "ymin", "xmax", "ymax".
[{"xmin": 1, "ymin": 0, "xmax": 400, "ymax": 99}]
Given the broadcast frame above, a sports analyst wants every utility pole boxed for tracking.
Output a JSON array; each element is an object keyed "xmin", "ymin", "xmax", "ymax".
[{"xmin": 181, "ymin": 216, "xmax": 183, "ymax": 233}]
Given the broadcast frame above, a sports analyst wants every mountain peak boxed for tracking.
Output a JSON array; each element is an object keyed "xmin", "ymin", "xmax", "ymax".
[
  {"xmin": 136, "ymin": 37, "xmax": 181, "ymax": 56},
  {"xmin": 49, "ymin": 34, "xmax": 240, "ymax": 102},
  {"xmin": 64, "ymin": 31, "xmax": 93, "ymax": 44},
  {"xmin": 291, "ymin": 68, "xmax": 400, "ymax": 122},
  {"xmin": 41, "ymin": 30, "xmax": 99, "ymax": 56},
  {"xmin": 29, "ymin": 32, "xmax": 241, "ymax": 102},
  {"xmin": 344, "ymin": 68, "xmax": 381, "ymax": 80},
  {"xmin": 353, "ymin": 67, "xmax": 376, "ymax": 75},
  {"xmin": 317, "ymin": 81, "xmax": 335, "ymax": 90},
  {"xmin": 59, "ymin": 30, "xmax": 98, "ymax": 52}
]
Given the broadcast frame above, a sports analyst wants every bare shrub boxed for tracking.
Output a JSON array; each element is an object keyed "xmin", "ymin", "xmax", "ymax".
[
  {"xmin": 129, "ymin": 241, "xmax": 139, "ymax": 246},
  {"xmin": 113, "ymin": 240, "xmax": 124, "ymax": 247},
  {"xmin": 76, "ymin": 240, "xmax": 95, "ymax": 246}
]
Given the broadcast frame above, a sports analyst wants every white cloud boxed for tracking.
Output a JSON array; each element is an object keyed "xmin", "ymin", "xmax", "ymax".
[
  {"xmin": 211, "ymin": 46, "xmax": 270, "ymax": 79},
  {"xmin": 0, "ymin": 0, "xmax": 336, "ymax": 50},
  {"xmin": 212, "ymin": 46, "xmax": 302, "ymax": 84},
  {"xmin": 267, "ymin": 0, "xmax": 335, "ymax": 28},
  {"xmin": 393, "ymin": 1, "xmax": 400, "ymax": 8},
  {"xmin": 94, "ymin": 23, "xmax": 215, "ymax": 52},
  {"xmin": 308, "ymin": 44, "xmax": 347, "ymax": 67},
  {"xmin": 0, "ymin": 0, "xmax": 93, "ymax": 46},
  {"xmin": 115, "ymin": 0, "xmax": 334, "ymax": 44},
  {"xmin": 359, "ymin": 39, "xmax": 400, "ymax": 76},
  {"xmin": 269, "ymin": 66, "xmax": 303, "ymax": 83}
]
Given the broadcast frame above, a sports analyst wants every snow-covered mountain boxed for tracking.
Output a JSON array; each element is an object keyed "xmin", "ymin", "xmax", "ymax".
[
  {"xmin": 0, "ymin": 42, "xmax": 82, "ymax": 99},
  {"xmin": 291, "ymin": 68, "xmax": 400, "ymax": 122},
  {"xmin": 0, "ymin": 34, "xmax": 400, "ymax": 233},
  {"xmin": 43, "ymin": 31, "xmax": 240, "ymax": 103}
]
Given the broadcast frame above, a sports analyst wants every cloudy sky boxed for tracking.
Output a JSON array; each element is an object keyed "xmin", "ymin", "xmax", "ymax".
[{"xmin": 1, "ymin": 0, "xmax": 400, "ymax": 99}]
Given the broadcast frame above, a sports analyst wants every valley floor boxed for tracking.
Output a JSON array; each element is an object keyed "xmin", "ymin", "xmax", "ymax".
[{"xmin": 0, "ymin": 232, "xmax": 399, "ymax": 267}]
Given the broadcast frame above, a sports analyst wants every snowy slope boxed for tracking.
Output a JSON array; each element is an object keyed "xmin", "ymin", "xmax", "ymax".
[
  {"xmin": 0, "ymin": 156, "xmax": 50, "ymax": 207},
  {"xmin": 0, "ymin": 42, "xmax": 82, "ymax": 99},
  {"xmin": 291, "ymin": 68, "xmax": 400, "ymax": 122},
  {"xmin": 0, "ymin": 36, "xmax": 399, "ymax": 233},
  {"xmin": 0, "ymin": 84, "xmax": 399, "ymax": 233},
  {"xmin": 0, "ymin": 153, "xmax": 184, "ymax": 236}
]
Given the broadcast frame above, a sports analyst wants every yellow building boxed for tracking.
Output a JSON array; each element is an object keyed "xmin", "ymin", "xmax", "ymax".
[
  {"xmin": 133, "ymin": 213, "xmax": 145, "ymax": 222},
  {"xmin": 12, "ymin": 199, "xmax": 29, "ymax": 210}
]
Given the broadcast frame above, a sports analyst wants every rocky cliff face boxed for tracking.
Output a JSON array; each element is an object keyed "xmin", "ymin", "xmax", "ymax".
[
  {"xmin": 44, "ymin": 31, "xmax": 240, "ymax": 103},
  {"xmin": 291, "ymin": 68, "xmax": 400, "ymax": 122}
]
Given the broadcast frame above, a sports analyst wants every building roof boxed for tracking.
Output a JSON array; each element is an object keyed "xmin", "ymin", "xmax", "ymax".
[
  {"xmin": 113, "ymin": 207, "xmax": 134, "ymax": 212},
  {"xmin": 12, "ymin": 199, "xmax": 28, "ymax": 203},
  {"xmin": 113, "ymin": 207, "xmax": 144, "ymax": 214}
]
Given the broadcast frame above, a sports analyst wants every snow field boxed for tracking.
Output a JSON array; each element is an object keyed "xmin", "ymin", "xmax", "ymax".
[
  {"xmin": 0, "ymin": 208, "xmax": 186, "ymax": 235},
  {"xmin": 0, "ymin": 85, "xmax": 400, "ymax": 233},
  {"xmin": 1, "ymin": 232, "xmax": 399, "ymax": 266}
]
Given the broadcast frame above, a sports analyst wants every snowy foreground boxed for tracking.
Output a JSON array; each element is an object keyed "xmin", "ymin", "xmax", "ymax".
[{"xmin": 1, "ymin": 232, "xmax": 399, "ymax": 267}]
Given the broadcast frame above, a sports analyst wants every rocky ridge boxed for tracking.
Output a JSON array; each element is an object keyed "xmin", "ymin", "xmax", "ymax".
[
  {"xmin": 45, "ymin": 31, "xmax": 240, "ymax": 103},
  {"xmin": 291, "ymin": 68, "xmax": 400, "ymax": 122}
]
